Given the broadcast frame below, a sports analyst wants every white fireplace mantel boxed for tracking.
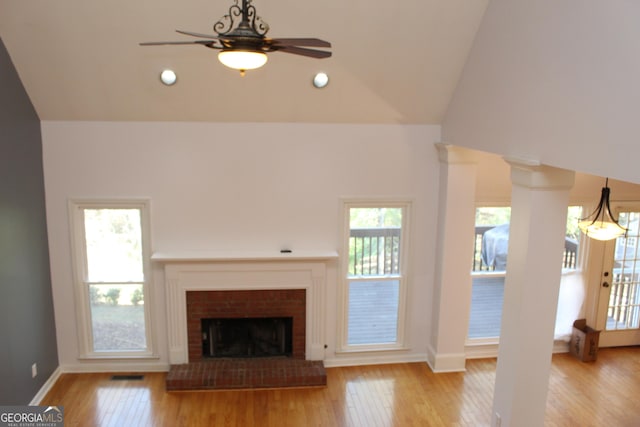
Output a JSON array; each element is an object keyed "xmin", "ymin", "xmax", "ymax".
[
  {"xmin": 154, "ymin": 251, "xmax": 337, "ymax": 364},
  {"xmin": 151, "ymin": 250, "xmax": 339, "ymax": 263}
]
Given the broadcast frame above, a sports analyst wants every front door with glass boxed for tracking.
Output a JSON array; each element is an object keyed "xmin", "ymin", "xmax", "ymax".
[{"xmin": 596, "ymin": 209, "xmax": 640, "ymax": 347}]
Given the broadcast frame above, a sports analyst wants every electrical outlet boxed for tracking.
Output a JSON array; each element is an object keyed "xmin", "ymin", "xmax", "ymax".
[
  {"xmin": 31, "ymin": 363, "xmax": 37, "ymax": 378},
  {"xmin": 495, "ymin": 413, "xmax": 502, "ymax": 427}
]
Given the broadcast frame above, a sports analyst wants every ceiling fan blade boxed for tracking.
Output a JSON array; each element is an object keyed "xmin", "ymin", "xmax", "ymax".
[
  {"xmin": 278, "ymin": 46, "xmax": 332, "ymax": 59},
  {"xmin": 140, "ymin": 40, "xmax": 217, "ymax": 46},
  {"xmin": 270, "ymin": 38, "xmax": 331, "ymax": 48},
  {"xmin": 176, "ymin": 29, "xmax": 220, "ymax": 39}
]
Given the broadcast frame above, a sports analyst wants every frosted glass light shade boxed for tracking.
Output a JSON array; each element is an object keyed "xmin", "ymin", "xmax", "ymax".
[
  {"xmin": 578, "ymin": 219, "xmax": 626, "ymax": 241},
  {"xmin": 218, "ymin": 50, "xmax": 267, "ymax": 71},
  {"xmin": 578, "ymin": 181, "xmax": 627, "ymax": 241}
]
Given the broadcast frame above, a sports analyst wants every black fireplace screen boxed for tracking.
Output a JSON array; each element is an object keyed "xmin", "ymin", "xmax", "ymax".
[{"xmin": 201, "ymin": 317, "xmax": 293, "ymax": 358}]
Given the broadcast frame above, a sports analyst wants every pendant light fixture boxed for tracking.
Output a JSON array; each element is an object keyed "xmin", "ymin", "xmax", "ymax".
[{"xmin": 578, "ymin": 178, "xmax": 627, "ymax": 241}]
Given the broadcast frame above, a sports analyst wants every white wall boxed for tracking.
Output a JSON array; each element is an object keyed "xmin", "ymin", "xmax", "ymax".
[
  {"xmin": 474, "ymin": 150, "xmax": 640, "ymax": 204},
  {"xmin": 41, "ymin": 121, "xmax": 441, "ymax": 370},
  {"xmin": 443, "ymin": 0, "xmax": 640, "ymax": 185}
]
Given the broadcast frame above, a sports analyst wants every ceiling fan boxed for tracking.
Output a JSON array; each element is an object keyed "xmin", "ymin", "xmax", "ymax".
[{"xmin": 140, "ymin": 0, "xmax": 332, "ymax": 76}]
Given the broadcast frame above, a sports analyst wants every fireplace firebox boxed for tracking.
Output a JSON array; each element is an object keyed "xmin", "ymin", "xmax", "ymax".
[
  {"xmin": 186, "ymin": 289, "xmax": 306, "ymax": 361},
  {"xmin": 201, "ymin": 317, "xmax": 293, "ymax": 358}
]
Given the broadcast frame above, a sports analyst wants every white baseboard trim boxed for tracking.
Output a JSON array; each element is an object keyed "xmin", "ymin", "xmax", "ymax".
[
  {"xmin": 465, "ymin": 339, "xmax": 570, "ymax": 360},
  {"xmin": 426, "ymin": 346, "xmax": 466, "ymax": 372},
  {"xmin": 324, "ymin": 352, "xmax": 427, "ymax": 368},
  {"xmin": 60, "ymin": 361, "xmax": 170, "ymax": 373},
  {"xmin": 465, "ymin": 343, "xmax": 499, "ymax": 359},
  {"xmin": 553, "ymin": 340, "xmax": 570, "ymax": 353},
  {"xmin": 30, "ymin": 367, "xmax": 62, "ymax": 406}
]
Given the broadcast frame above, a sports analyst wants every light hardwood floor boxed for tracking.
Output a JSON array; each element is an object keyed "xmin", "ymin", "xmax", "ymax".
[{"xmin": 42, "ymin": 347, "xmax": 640, "ymax": 427}]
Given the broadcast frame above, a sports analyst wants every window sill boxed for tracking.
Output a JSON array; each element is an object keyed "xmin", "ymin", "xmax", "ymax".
[
  {"xmin": 465, "ymin": 337, "xmax": 499, "ymax": 346},
  {"xmin": 335, "ymin": 345, "xmax": 410, "ymax": 355},
  {"xmin": 471, "ymin": 271, "xmax": 506, "ymax": 278}
]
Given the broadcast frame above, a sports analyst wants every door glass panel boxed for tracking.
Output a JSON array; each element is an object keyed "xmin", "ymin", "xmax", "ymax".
[{"xmin": 607, "ymin": 212, "xmax": 640, "ymax": 330}]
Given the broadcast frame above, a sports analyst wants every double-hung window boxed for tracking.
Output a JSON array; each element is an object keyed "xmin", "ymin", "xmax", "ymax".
[
  {"xmin": 340, "ymin": 201, "xmax": 410, "ymax": 351},
  {"xmin": 70, "ymin": 200, "xmax": 154, "ymax": 358},
  {"xmin": 468, "ymin": 206, "xmax": 582, "ymax": 340}
]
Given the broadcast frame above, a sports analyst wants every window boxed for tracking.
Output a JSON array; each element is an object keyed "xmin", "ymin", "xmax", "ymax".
[
  {"xmin": 469, "ymin": 206, "xmax": 510, "ymax": 339},
  {"xmin": 472, "ymin": 207, "xmax": 511, "ymax": 273},
  {"xmin": 468, "ymin": 206, "xmax": 582, "ymax": 340},
  {"xmin": 340, "ymin": 201, "xmax": 410, "ymax": 351},
  {"xmin": 564, "ymin": 206, "xmax": 582, "ymax": 271},
  {"xmin": 70, "ymin": 200, "xmax": 154, "ymax": 357}
]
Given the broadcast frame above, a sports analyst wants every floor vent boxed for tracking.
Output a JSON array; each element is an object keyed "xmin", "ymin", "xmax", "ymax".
[{"xmin": 111, "ymin": 375, "xmax": 144, "ymax": 381}]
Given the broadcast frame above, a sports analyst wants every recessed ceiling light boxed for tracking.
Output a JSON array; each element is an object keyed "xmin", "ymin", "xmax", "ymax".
[
  {"xmin": 160, "ymin": 69, "xmax": 177, "ymax": 86},
  {"xmin": 312, "ymin": 72, "xmax": 329, "ymax": 89}
]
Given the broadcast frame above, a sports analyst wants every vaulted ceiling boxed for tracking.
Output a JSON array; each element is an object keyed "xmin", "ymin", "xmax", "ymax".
[{"xmin": 0, "ymin": 0, "xmax": 488, "ymax": 123}]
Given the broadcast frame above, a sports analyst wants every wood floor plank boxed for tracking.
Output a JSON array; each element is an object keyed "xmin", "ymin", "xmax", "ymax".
[{"xmin": 40, "ymin": 347, "xmax": 640, "ymax": 426}]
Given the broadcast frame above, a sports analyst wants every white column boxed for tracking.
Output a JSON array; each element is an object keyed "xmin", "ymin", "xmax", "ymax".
[
  {"xmin": 428, "ymin": 143, "xmax": 478, "ymax": 372},
  {"xmin": 492, "ymin": 159, "xmax": 575, "ymax": 426}
]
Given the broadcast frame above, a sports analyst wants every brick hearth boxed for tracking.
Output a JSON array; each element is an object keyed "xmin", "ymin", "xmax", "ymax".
[
  {"xmin": 166, "ymin": 358, "xmax": 327, "ymax": 391},
  {"xmin": 168, "ymin": 288, "xmax": 323, "ymax": 391}
]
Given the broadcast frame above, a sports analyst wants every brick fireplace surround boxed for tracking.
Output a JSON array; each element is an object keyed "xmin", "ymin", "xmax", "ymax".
[
  {"xmin": 155, "ymin": 253, "xmax": 336, "ymax": 390},
  {"xmin": 186, "ymin": 289, "xmax": 306, "ymax": 361}
]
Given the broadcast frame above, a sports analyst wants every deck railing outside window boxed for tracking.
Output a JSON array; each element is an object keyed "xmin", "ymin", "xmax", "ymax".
[
  {"xmin": 349, "ymin": 228, "xmax": 401, "ymax": 276},
  {"xmin": 472, "ymin": 226, "xmax": 578, "ymax": 272}
]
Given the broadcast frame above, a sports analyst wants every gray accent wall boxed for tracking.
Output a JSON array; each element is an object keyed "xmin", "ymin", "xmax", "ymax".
[{"xmin": 0, "ymin": 38, "xmax": 58, "ymax": 404}]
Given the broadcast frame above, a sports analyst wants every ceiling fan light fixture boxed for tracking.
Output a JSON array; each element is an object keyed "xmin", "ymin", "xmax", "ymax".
[
  {"xmin": 218, "ymin": 50, "xmax": 267, "ymax": 74},
  {"xmin": 140, "ymin": 0, "xmax": 331, "ymax": 75}
]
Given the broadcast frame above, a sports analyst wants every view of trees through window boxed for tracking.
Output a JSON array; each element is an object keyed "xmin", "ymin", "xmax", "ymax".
[
  {"xmin": 348, "ymin": 207, "xmax": 401, "ymax": 276},
  {"xmin": 475, "ymin": 207, "xmax": 511, "ymax": 227},
  {"xmin": 83, "ymin": 208, "xmax": 147, "ymax": 352}
]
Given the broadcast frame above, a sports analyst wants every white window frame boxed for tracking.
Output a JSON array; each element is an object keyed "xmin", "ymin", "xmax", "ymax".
[
  {"xmin": 338, "ymin": 199, "xmax": 411, "ymax": 353},
  {"xmin": 69, "ymin": 199, "xmax": 156, "ymax": 359},
  {"xmin": 563, "ymin": 205, "xmax": 586, "ymax": 273},
  {"xmin": 468, "ymin": 204, "xmax": 585, "ymax": 345}
]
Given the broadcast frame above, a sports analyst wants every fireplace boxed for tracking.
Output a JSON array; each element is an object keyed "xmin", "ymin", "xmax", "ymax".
[
  {"xmin": 157, "ymin": 254, "xmax": 335, "ymax": 365},
  {"xmin": 186, "ymin": 289, "xmax": 306, "ymax": 361},
  {"xmin": 157, "ymin": 254, "xmax": 335, "ymax": 390},
  {"xmin": 201, "ymin": 317, "xmax": 293, "ymax": 358}
]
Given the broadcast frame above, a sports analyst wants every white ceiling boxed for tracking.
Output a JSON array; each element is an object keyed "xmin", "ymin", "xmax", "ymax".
[{"xmin": 0, "ymin": 0, "xmax": 488, "ymax": 124}]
